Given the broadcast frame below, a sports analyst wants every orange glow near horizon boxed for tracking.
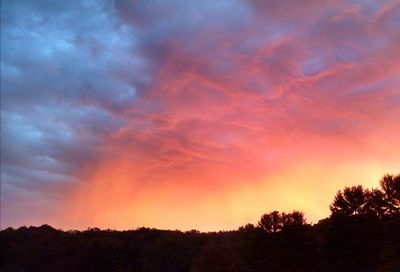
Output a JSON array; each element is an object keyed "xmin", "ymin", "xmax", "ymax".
[{"xmin": 55, "ymin": 132, "xmax": 399, "ymax": 232}]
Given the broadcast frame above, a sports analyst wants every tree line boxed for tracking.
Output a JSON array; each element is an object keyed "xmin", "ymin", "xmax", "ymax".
[
  {"xmin": 241, "ymin": 173, "xmax": 399, "ymax": 234},
  {"xmin": 1, "ymin": 173, "xmax": 399, "ymax": 271}
]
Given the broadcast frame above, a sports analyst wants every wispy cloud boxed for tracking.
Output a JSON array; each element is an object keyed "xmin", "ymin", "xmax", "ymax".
[{"xmin": 1, "ymin": 0, "xmax": 399, "ymax": 230}]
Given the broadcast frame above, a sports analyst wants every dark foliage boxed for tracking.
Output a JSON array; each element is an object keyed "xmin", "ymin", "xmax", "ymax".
[
  {"xmin": 257, "ymin": 210, "xmax": 306, "ymax": 233},
  {"xmin": 330, "ymin": 174, "xmax": 400, "ymax": 219},
  {"xmin": 1, "ymin": 174, "xmax": 399, "ymax": 271}
]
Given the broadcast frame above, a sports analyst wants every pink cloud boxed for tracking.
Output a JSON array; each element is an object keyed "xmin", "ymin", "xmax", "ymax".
[{"xmin": 2, "ymin": 0, "xmax": 399, "ymax": 230}]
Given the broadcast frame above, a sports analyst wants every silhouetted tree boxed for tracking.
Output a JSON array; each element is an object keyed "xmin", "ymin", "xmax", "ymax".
[
  {"xmin": 380, "ymin": 174, "xmax": 400, "ymax": 215},
  {"xmin": 258, "ymin": 211, "xmax": 306, "ymax": 233},
  {"xmin": 363, "ymin": 188, "xmax": 387, "ymax": 218},
  {"xmin": 238, "ymin": 223, "xmax": 256, "ymax": 232},
  {"xmin": 330, "ymin": 185, "xmax": 366, "ymax": 216},
  {"xmin": 258, "ymin": 211, "xmax": 281, "ymax": 233},
  {"xmin": 281, "ymin": 211, "xmax": 306, "ymax": 229},
  {"xmin": 330, "ymin": 174, "xmax": 400, "ymax": 218}
]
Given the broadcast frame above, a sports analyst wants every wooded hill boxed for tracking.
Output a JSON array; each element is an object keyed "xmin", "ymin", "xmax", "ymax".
[{"xmin": 1, "ymin": 174, "xmax": 399, "ymax": 272}]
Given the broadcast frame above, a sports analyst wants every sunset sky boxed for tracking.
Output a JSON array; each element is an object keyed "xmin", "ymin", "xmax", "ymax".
[{"xmin": 1, "ymin": 0, "xmax": 399, "ymax": 231}]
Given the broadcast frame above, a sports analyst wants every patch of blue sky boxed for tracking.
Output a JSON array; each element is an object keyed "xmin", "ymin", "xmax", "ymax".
[{"xmin": 301, "ymin": 55, "xmax": 326, "ymax": 76}]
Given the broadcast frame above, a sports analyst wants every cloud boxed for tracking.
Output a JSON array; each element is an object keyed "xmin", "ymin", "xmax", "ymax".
[
  {"xmin": 1, "ymin": 0, "xmax": 399, "ymax": 230},
  {"xmin": 0, "ymin": 0, "xmax": 139, "ymax": 226}
]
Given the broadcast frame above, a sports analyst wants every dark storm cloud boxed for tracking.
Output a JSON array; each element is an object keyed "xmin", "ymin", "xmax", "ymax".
[{"xmin": 0, "ymin": 0, "xmax": 144, "ymax": 226}]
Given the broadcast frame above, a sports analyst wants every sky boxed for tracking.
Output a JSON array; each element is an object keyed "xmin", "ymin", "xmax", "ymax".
[{"xmin": 1, "ymin": 0, "xmax": 399, "ymax": 231}]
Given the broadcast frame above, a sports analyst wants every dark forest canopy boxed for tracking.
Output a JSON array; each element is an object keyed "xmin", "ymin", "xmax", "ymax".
[{"xmin": 1, "ymin": 173, "xmax": 399, "ymax": 272}]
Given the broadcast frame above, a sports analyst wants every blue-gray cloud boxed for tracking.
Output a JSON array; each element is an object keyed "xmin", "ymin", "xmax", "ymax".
[{"xmin": 1, "ymin": 0, "xmax": 143, "ymax": 227}]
